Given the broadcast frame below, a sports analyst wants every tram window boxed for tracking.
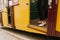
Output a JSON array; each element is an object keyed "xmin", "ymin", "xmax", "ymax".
[{"xmin": 30, "ymin": 0, "xmax": 48, "ymax": 27}]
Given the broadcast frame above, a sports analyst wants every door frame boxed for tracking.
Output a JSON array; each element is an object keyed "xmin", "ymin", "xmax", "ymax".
[
  {"xmin": 8, "ymin": 0, "xmax": 15, "ymax": 28},
  {"xmin": 47, "ymin": 0, "xmax": 58, "ymax": 36}
]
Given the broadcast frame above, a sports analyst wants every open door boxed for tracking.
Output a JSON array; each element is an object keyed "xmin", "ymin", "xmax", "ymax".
[
  {"xmin": 29, "ymin": 0, "xmax": 47, "ymax": 34},
  {"xmin": 29, "ymin": 0, "xmax": 58, "ymax": 36},
  {"xmin": 30, "ymin": 0, "xmax": 47, "ymax": 27},
  {"xmin": 8, "ymin": 0, "xmax": 16, "ymax": 28}
]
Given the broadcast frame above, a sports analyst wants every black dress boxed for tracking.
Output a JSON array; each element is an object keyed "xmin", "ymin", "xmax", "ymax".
[{"xmin": 37, "ymin": 0, "xmax": 48, "ymax": 21}]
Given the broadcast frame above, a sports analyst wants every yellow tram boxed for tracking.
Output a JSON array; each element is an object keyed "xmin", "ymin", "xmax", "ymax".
[{"xmin": 0, "ymin": 0, "xmax": 60, "ymax": 37}]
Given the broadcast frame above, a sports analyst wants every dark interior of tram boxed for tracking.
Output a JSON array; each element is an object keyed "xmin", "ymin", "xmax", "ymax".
[{"xmin": 30, "ymin": 0, "xmax": 48, "ymax": 27}]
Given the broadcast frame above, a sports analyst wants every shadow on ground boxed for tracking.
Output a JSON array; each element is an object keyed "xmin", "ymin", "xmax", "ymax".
[{"xmin": 2, "ymin": 27, "xmax": 60, "ymax": 40}]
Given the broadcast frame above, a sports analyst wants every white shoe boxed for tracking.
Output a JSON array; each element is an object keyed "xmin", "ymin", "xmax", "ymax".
[{"xmin": 38, "ymin": 21, "xmax": 46, "ymax": 27}]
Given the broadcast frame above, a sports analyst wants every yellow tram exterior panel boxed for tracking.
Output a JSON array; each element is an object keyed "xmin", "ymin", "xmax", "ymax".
[
  {"xmin": 2, "ymin": 8, "xmax": 9, "ymax": 27},
  {"xmin": 14, "ymin": 0, "xmax": 30, "ymax": 27},
  {"xmin": 56, "ymin": 0, "xmax": 60, "ymax": 32},
  {"xmin": 14, "ymin": 0, "xmax": 46, "ymax": 34},
  {"xmin": 14, "ymin": 0, "xmax": 30, "ymax": 31},
  {"xmin": 2, "ymin": 0, "xmax": 60, "ymax": 35}
]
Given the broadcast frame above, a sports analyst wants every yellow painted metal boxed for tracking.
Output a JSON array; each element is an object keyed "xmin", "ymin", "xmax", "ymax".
[
  {"xmin": 56, "ymin": 0, "xmax": 60, "ymax": 32},
  {"xmin": 29, "ymin": 25, "xmax": 47, "ymax": 32},
  {"xmin": 14, "ymin": 0, "xmax": 30, "ymax": 29},
  {"xmin": 1, "ymin": 0, "xmax": 9, "ymax": 27},
  {"xmin": 14, "ymin": 0, "xmax": 46, "ymax": 35},
  {"xmin": 1, "ymin": 0, "xmax": 60, "ymax": 35},
  {"xmin": 2, "ymin": 8, "xmax": 9, "ymax": 27}
]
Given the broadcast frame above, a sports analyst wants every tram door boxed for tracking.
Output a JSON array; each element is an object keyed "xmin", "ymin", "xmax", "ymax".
[
  {"xmin": 30, "ymin": 0, "xmax": 59, "ymax": 36},
  {"xmin": 7, "ymin": 0, "xmax": 15, "ymax": 28},
  {"xmin": 7, "ymin": 0, "xmax": 19, "ymax": 28}
]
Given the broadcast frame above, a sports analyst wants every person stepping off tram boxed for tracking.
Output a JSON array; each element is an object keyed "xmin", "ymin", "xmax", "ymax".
[{"xmin": 37, "ymin": 0, "xmax": 48, "ymax": 27}]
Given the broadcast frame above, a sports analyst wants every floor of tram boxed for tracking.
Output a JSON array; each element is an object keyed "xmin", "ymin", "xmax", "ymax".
[{"xmin": 30, "ymin": 18, "xmax": 47, "ymax": 28}]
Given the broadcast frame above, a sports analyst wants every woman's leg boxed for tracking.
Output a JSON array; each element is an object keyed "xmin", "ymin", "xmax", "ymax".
[
  {"xmin": 44, "ymin": 0, "xmax": 48, "ymax": 19},
  {"xmin": 38, "ymin": 0, "xmax": 45, "ymax": 21},
  {"xmin": 38, "ymin": 0, "xmax": 48, "ymax": 26},
  {"xmin": 37, "ymin": 0, "xmax": 43, "ymax": 23}
]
